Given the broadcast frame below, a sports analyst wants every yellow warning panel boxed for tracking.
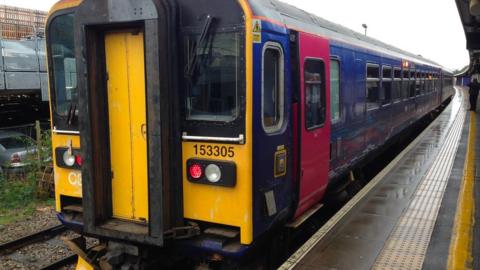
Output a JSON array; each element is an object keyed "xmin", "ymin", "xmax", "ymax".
[
  {"xmin": 252, "ymin": 19, "xmax": 262, "ymax": 43},
  {"xmin": 448, "ymin": 112, "xmax": 476, "ymax": 270},
  {"xmin": 253, "ymin": 20, "xmax": 261, "ymax": 32},
  {"xmin": 105, "ymin": 31, "xmax": 148, "ymax": 221}
]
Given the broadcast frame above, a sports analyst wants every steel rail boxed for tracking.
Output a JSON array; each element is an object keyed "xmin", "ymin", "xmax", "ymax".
[{"xmin": 0, "ymin": 224, "xmax": 67, "ymax": 255}]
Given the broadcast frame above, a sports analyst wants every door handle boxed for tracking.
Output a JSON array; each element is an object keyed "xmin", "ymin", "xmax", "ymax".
[{"xmin": 141, "ymin": 124, "xmax": 147, "ymax": 140}]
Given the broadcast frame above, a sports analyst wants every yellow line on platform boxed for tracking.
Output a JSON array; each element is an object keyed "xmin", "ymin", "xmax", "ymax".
[{"xmin": 448, "ymin": 112, "xmax": 476, "ymax": 270}]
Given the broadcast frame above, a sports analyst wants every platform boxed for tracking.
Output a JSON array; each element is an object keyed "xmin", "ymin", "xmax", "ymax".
[{"xmin": 280, "ymin": 87, "xmax": 479, "ymax": 270}]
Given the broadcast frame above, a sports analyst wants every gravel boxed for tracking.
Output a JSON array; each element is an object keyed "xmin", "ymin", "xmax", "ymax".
[
  {"xmin": 0, "ymin": 206, "xmax": 88, "ymax": 269},
  {"xmin": 0, "ymin": 206, "xmax": 60, "ymax": 244}
]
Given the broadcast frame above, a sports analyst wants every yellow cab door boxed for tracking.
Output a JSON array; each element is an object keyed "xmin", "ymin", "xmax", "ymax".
[{"xmin": 104, "ymin": 30, "xmax": 149, "ymax": 222}]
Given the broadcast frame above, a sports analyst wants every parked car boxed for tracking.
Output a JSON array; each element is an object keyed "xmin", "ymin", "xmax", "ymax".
[{"xmin": 0, "ymin": 131, "xmax": 37, "ymax": 175}]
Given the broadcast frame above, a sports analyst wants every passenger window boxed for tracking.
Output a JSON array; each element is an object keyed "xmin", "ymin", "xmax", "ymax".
[
  {"xmin": 415, "ymin": 72, "xmax": 421, "ymax": 96},
  {"xmin": 330, "ymin": 59, "xmax": 341, "ymax": 123},
  {"xmin": 262, "ymin": 43, "xmax": 284, "ymax": 133},
  {"xmin": 304, "ymin": 59, "xmax": 326, "ymax": 130},
  {"xmin": 381, "ymin": 66, "xmax": 392, "ymax": 105},
  {"xmin": 402, "ymin": 69, "xmax": 409, "ymax": 99},
  {"xmin": 366, "ymin": 64, "xmax": 380, "ymax": 110},
  {"xmin": 423, "ymin": 74, "xmax": 427, "ymax": 93},
  {"xmin": 428, "ymin": 73, "xmax": 435, "ymax": 93},
  {"xmin": 393, "ymin": 68, "xmax": 402, "ymax": 102},
  {"xmin": 409, "ymin": 70, "xmax": 416, "ymax": 98}
]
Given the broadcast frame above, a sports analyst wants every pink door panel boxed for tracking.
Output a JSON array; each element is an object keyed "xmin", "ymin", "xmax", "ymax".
[{"xmin": 294, "ymin": 32, "xmax": 331, "ymax": 218}]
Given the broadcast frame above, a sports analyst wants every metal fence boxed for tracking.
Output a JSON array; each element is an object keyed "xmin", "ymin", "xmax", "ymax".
[{"xmin": 0, "ymin": 121, "xmax": 50, "ymax": 140}]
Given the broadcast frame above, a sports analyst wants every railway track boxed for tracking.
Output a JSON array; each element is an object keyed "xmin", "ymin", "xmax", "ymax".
[
  {"xmin": 0, "ymin": 224, "xmax": 67, "ymax": 255},
  {"xmin": 0, "ymin": 224, "xmax": 77, "ymax": 269}
]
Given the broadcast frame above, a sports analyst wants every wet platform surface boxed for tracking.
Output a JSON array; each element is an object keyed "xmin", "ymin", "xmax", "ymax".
[{"xmin": 280, "ymin": 88, "xmax": 478, "ymax": 270}]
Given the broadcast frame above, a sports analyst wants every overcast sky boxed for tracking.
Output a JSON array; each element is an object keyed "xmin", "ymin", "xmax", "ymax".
[
  {"xmin": 281, "ymin": 0, "xmax": 469, "ymax": 71},
  {"xmin": 5, "ymin": 0, "xmax": 469, "ymax": 70}
]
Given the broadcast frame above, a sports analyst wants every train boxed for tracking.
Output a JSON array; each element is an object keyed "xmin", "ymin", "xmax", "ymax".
[
  {"xmin": 46, "ymin": 0, "xmax": 455, "ymax": 269},
  {"xmin": 0, "ymin": 37, "xmax": 50, "ymax": 126}
]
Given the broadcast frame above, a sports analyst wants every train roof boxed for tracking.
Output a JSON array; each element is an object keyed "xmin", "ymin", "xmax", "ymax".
[{"xmin": 248, "ymin": 0, "xmax": 445, "ymax": 70}]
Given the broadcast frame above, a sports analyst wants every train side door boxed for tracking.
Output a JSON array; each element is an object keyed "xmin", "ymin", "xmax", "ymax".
[{"xmin": 294, "ymin": 32, "xmax": 331, "ymax": 218}]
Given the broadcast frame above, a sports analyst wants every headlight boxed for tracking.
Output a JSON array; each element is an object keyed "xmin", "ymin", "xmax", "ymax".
[
  {"xmin": 189, "ymin": 163, "xmax": 203, "ymax": 180},
  {"xmin": 63, "ymin": 151, "xmax": 76, "ymax": 167},
  {"xmin": 205, "ymin": 164, "xmax": 221, "ymax": 183},
  {"xmin": 186, "ymin": 159, "xmax": 236, "ymax": 187}
]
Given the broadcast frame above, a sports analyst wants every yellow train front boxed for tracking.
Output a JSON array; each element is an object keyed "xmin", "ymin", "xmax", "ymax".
[{"xmin": 48, "ymin": 0, "xmax": 287, "ymax": 268}]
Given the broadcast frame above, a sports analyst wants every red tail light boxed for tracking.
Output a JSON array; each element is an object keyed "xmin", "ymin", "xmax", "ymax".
[
  {"xmin": 189, "ymin": 163, "xmax": 203, "ymax": 179},
  {"xmin": 75, "ymin": 155, "xmax": 83, "ymax": 166},
  {"xmin": 11, "ymin": 153, "xmax": 21, "ymax": 163}
]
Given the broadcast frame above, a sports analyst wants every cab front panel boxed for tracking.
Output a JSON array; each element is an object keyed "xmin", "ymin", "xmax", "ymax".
[
  {"xmin": 182, "ymin": 142, "xmax": 253, "ymax": 244},
  {"xmin": 47, "ymin": 0, "xmax": 83, "ymax": 215},
  {"xmin": 180, "ymin": 0, "xmax": 252, "ymax": 244},
  {"xmin": 52, "ymin": 134, "xmax": 82, "ymax": 211}
]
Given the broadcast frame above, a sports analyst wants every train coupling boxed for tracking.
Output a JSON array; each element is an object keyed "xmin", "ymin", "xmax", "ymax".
[{"xmin": 66, "ymin": 238, "xmax": 145, "ymax": 270}]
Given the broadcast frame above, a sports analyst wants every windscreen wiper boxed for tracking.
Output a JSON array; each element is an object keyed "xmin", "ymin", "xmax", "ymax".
[
  {"xmin": 184, "ymin": 14, "xmax": 215, "ymax": 85},
  {"xmin": 65, "ymin": 102, "xmax": 77, "ymax": 127}
]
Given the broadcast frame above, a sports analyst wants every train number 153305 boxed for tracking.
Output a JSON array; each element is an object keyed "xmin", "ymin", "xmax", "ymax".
[{"xmin": 193, "ymin": 144, "xmax": 235, "ymax": 158}]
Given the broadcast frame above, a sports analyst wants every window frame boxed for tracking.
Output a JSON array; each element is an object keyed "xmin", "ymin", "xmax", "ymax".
[
  {"xmin": 183, "ymin": 31, "xmax": 242, "ymax": 123},
  {"xmin": 428, "ymin": 72, "xmax": 435, "ymax": 93},
  {"xmin": 330, "ymin": 57, "xmax": 342, "ymax": 124},
  {"xmin": 409, "ymin": 69, "xmax": 416, "ymax": 98},
  {"xmin": 46, "ymin": 9, "xmax": 78, "ymax": 132},
  {"xmin": 402, "ymin": 69, "xmax": 410, "ymax": 100},
  {"xmin": 423, "ymin": 73, "xmax": 427, "ymax": 93},
  {"xmin": 393, "ymin": 67, "xmax": 402, "ymax": 103},
  {"xmin": 381, "ymin": 65, "xmax": 393, "ymax": 106},
  {"xmin": 366, "ymin": 63, "xmax": 380, "ymax": 111},
  {"xmin": 181, "ymin": 27, "xmax": 247, "ymax": 138},
  {"xmin": 261, "ymin": 41, "xmax": 285, "ymax": 134}
]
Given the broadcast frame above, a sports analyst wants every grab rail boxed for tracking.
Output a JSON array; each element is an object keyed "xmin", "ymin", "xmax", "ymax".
[{"xmin": 182, "ymin": 132, "xmax": 245, "ymax": 144}]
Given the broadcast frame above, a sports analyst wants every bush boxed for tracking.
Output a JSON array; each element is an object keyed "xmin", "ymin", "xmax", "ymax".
[
  {"xmin": 0, "ymin": 177, "xmax": 36, "ymax": 209},
  {"xmin": 0, "ymin": 130, "xmax": 53, "ymax": 224}
]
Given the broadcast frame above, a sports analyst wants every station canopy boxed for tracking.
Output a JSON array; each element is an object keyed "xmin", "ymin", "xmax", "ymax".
[{"xmin": 456, "ymin": 0, "xmax": 480, "ymax": 73}]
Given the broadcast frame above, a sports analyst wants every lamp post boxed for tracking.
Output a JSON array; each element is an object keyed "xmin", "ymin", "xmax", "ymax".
[{"xmin": 362, "ymin": 23, "xmax": 368, "ymax": 36}]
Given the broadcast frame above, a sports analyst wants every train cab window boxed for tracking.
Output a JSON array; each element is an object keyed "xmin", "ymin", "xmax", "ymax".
[
  {"xmin": 366, "ymin": 64, "xmax": 380, "ymax": 110},
  {"xmin": 49, "ymin": 13, "xmax": 77, "ymax": 119},
  {"xmin": 381, "ymin": 66, "xmax": 392, "ymax": 105},
  {"xmin": 393, "ymin": 68, "xmax": 402, "ymax": 102},
  {"xmin": 330, "ymin": 59, "xmax": 341, "ymax": 123},
  {"xmin": 262, "ymin": 43, "xmax": 284, "ymax": 133},
  {"xmin": 304, "ymin": 59, "xmax": 326, "ymax": 130},
  {"xmin": 185, "ymin": 32, "xmax": 241, "ymax": 122}
]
